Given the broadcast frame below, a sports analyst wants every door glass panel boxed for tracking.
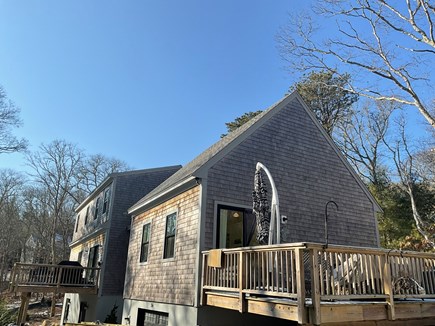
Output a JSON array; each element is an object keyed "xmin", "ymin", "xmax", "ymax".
[
  {"xmin": 218, "ymin": 205, "xmax": 260, "ymax": 248},
  {"xmin": 218, "ymin": 208, "xmax": 244, "ymax": 248}
]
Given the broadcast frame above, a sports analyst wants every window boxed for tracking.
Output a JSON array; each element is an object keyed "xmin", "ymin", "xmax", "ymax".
[
  {"xmin": 137, "ymin": 309, "xmax": 168, "ymax": 326},
  {"xmin": 163, "ymin": 213, "xmax": 176, "ymax": 259},
  {"xmin": 94, "ymin": 198, "xmax": 100, "ymax": 220},
  {"xmin": 102, "ymin": 188, "xmax": 111, "ymax": 215},
  {"xmin": 85, "ymin": 206, "xmax": 90, "ymax": 224},
  {"xmin": 75, "ymin": 214, "xmax": 80, "ymax": 232},
  {"xmin": 217, "ymin": 205, "xmax": 258, "ymax": 249},
  {"xmin": 77, "ymin": 251, "xmax": 83, "ymax": 264},
  {"xmin": 140, "ymin": 223, "xmax": 151, "ymax": 263},
  {"xmin": 87, "ymin": 245, "xmax": 99, "ymax": 281}
]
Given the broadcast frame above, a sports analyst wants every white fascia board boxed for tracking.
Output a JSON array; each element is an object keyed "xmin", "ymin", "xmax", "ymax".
[{"xmin": 127, "ymin": 176, "xmax": 198, "ymax": 216}]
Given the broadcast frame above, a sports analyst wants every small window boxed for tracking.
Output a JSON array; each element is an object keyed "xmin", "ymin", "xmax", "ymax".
[
  {"xmin": 75, "ymin": 214, "xmax": 80, "ymax": 232},
  {"xmin": 140, "ymin": 223, "xmax": 151, "ymax": 263},
  {"xmin": 85, "ymin": 206, "xmax": 90, "ymax": 224},
  {"xmin": 163, "ymin": 213, "xmax": 176, "ymax": 259},
  {"xmin": 94, "ymin": 198, "xmax": 100, "ymax": 220},
  {"xmin": 137, "ymin": 309, "xmax": 168, "ymax": 326},
  {"xmin": 102, "ymin": 188, "xmax": 111, "ymax": 214}
]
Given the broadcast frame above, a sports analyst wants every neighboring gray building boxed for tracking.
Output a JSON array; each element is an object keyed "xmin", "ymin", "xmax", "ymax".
[
  {"xmin": 60, "ymin": 166, "xmax": 181, "ymax": 325},
  {"xmin": 122, "ymin": 91, "xmax": 381, "ymax": 326}
]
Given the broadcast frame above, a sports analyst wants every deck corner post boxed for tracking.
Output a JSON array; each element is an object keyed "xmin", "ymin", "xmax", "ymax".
[
  {"xmin": 17, "ymin": 291, "xmax": 31, "ymax": 326},
  {"xmin": 382, "ymin": 253, "xmax": 395, "ymax": 320},
  {"xmin": 238, "ymin": 251, "xmax": 247, "ymax": 313},
  {"xmin": 200, "ymin": 253, "xmax": 207, "ymax": 306},
  {"xmin": 311, "ymin": 248, "xmax": 321, "ymax": 326},
  {"xmin": 295, "ymin": 247, "xmax": 307, "ymax": 324}
]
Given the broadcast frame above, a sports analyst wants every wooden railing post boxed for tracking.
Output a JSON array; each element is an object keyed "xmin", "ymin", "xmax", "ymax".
[
  {"xmin": 295, "ymin": 247, "xmax": 307, "ymax": 324},
  {"xmin": 311, "ymin": 248, "xmax": 321, "ymax": 325},
  {"xmin": 382, "ymin": 253, "xmax": 395, "ymax": 320},
  {"xmin": 238, "ymin": 251, "xmax": 247, "ymax": 313},
  {"xmin": 9, "ymin": 263, "xmax": 17, "ymax": 292}
]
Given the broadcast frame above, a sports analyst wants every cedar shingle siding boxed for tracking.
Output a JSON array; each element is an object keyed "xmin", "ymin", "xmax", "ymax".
[
  {"xmin": 124, "ymin": 92, "xmax": 379, "ymax": 316},
  {"xmin": 101, "ymin": 168, "xmax": 182, "ymax": 296},
  {"xmin": 204, "ymin": 96, "xmax": 377, "ymax": 248},
  {"xmin": 124, "ymin": 186, "xmax": 200, "ymax": 304}
]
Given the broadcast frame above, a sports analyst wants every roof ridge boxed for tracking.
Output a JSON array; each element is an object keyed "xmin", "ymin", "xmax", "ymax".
[{"xmin": 128, "ymin": 93, "xmax": 293, "ymax": 215}]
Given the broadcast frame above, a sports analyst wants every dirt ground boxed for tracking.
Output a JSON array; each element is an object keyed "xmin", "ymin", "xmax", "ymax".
[{"xmin": 2, "ymin": 293, "xmax": 63, "ymax": 326}]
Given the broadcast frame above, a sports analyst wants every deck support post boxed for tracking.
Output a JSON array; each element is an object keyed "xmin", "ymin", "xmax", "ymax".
[
  {"xmin": 382, "ymin": 253, "xmax": 395, "ymax": 320},
  {"xmin": 295, "ymin": 248, "xmax": 307, "ymax": 324},
  {"xmin": 238, "ymin": 251, "xmax": 247, "ymax": 313},
  {"xmin": 17, "ymin": 292, "xmax": 31, "ymax": 326},
  {"xmin": 51, "ymin": 292, "xmax": 56, "ymax": 317},
  {"xmin": 311, "ymin": 249, "xmax": 321, "ymax": 326},
  {"xmin": 200, "ymin": 254, "xmax": 207, "ymax": 306}
]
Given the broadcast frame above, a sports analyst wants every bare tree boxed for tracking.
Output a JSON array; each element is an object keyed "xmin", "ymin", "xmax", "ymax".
[
  {"xmin": 26, "ymin": 140, "xmax": 83, "ymax": 263},
  {"xmin": 385, "ymin": 118, "xmax": 435, "ymax": 249},
  {"xmin": 0, "ymin": 86, "xmax": 27, "ymax": 153},
  {"xmin": 77, "ymin": 154, "xmax": 130, "ymax": 197},
  {"xmin": 21, "ymin": 186, "xmax": 52, "ymax": 263},
  {"xmin": 278, "ymin": 0, "xmax": 435, "ymax": 128},
  {"xmin": 335, "ymin": 99, "xmax": 395, "ymax": 186},
  {"xmin": 0, "ymin": 169, "xmax": 25, "ymax": 285}
]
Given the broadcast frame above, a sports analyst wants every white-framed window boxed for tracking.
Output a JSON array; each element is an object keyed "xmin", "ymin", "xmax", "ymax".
[
  {"xmin": 140, "ymin": 223, "xmax": 151, "ymax": 263},
  {"xmin": 163, "ymin": 212, "xmax": 176, "ymax": 259}
]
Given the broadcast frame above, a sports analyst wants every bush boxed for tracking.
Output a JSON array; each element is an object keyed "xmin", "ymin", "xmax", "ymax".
[
  {"xmin": 0, "ymin": 298, "xmax": 16, "ymax": 326},
  {"xmin": 104, "ymin": 303, "xmax": 118, "ymax": 324}
]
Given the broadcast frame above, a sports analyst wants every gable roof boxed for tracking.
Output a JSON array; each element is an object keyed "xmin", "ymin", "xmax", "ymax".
[
  {"xmin": 128, "ymin": 91, "xmax": 381, "ymax": 215},
  {"xmin": 75, "ymin": 165, "xmax": 182, "ymax": 212}
]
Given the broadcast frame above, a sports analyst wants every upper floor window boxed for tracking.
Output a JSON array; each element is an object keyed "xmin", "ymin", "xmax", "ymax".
[
  {"xmin": 77, "ymin": 251, "xmax": 83, "ymax": 264},
  {"xmin": 102, "ymin": 188, "xmax": 111, "ymax": 215},
  {"xmin": 75, "ymin": 214, "xmax": 80, "ymax": 232},
  {"xmin": 94, "ymin": 198, "xmax": 100, "ymax": 220},
  {"xmin": 163, "ymin": 212, "xmax": 176, "ymax": 259},
  {"xmin": 140, "ymin": 223, "xmax": 151, "ymax": 263},
  {"xmin": 85, "ymin": 206, "xmax": 90, "ymax": 225}
]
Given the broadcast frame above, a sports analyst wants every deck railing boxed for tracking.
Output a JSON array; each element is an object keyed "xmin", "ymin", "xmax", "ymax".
[
  {"xmin": 201, "ymin": 242, "xmax": 435, "ymax": 305},
  {"xmin": 9, "ymin": 263, "xmax": 100, "ymax": 293}
]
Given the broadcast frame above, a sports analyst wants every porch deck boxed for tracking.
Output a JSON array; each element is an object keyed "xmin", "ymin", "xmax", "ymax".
[
  {"xmin": 201, "ymin": 242, "xmax": 435, "ymax": 325},
  {"xmin": 9, "ymin": 262, "xmax": 100, "ymax": 295}
]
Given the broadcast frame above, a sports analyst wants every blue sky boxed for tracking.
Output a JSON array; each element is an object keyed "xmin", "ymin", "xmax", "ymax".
[
  {"xmin": 0, "ymin": 1, "xmax": 308, "ymax": 171},
  {"xmin": 0, "ymin": 1, "xmax": 431, "ymax": 173}
]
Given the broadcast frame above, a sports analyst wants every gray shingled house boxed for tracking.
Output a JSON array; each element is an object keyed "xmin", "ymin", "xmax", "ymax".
[
  {"xmin": 60, "ymin": 166, "xmax": 181, "ymax": 324},
  {"xmin": 122, "ymin": 92, "xmax": 381, "ymax": 325}
]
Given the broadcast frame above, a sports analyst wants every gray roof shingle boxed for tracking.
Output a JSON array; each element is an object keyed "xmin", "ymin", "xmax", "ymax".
[{"xmin": 128, "ymin": 94, "xmax": 290, "ymax": 214}]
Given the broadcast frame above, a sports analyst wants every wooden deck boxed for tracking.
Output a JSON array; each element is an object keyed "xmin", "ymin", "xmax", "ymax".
[
  {"xmin": 201, "ymin": 242, "xmax": 435, "ymax": 325},
  {"xmin": 9, "ymin": 262, "xmax": 100, "ymax": 325},
  {"xmin": 9, "ymin": 262, "xmax": 100, "ymax": 294}
]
